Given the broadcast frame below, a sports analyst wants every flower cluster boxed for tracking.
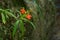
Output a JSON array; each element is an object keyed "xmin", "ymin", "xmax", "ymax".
[{"xmin": 20, "ymin": 8, "xmax": 32, "ymax": 20}]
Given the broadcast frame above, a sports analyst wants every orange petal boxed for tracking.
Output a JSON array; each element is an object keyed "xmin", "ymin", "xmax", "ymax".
[
  {"xmin": 26, "ymin": 14, "xmax": 32, "ymax": 20},
  {"xmin": 20, "ymin": 8, "xmax": 26, "ymax": 14}
]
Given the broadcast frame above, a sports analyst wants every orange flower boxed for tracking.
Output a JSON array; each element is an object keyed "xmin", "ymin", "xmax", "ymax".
[
  {"xmin": 26, "ymin": 14, "xmax": 32, "ymax": 20},
  {"xmin": 20, "ymin": 8, "xmax": 26, "ymax": 14}
]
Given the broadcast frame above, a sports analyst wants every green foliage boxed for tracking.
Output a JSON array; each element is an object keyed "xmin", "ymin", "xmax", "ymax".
[
  {"xmin": 0, "ymin": 8, "xmax": 35, "ymax": 40},
  {"xmin": 12, "ymin": 20, "xmax": 20, "ymax": 37},
  {"xmin": 1, "ymin": 13, "xmax": 6, "ymax": 24}
]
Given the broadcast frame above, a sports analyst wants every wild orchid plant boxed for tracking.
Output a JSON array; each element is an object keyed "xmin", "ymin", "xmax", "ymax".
[
  {"xmin": 0, "ymin": 8, "xmax": 35, "ymax": 39},
  {"xmin": 13, "ymin": 8, "xmax": 35, "ymax": 38}
]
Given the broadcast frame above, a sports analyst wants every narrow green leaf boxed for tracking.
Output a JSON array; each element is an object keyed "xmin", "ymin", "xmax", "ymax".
[
  {"xmin": 19, "ymin": 20, "xmax": 26, "ymax": 36},
  {"xmin": 5, "ymin": 10, "xmax": 17, "ymax": 19},
  {"xmin": 1, "ymin": 13, "xmax": 6, "ymax": 24},
  {"xmin": 6, "ymin": 14, "xmax": 9, "ymax": 19},
  {"xmin": 22, "ymin": 18, "xmax": 36, "ymax": 29},
  {"xmin": 12, "ymin": 20, "xmax": 20, "ymax": 37}
]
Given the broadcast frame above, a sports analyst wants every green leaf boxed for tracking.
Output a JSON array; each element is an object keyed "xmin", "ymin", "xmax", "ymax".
[
  {"xmin": 1, "ymin": 13, "xmax": 6, "ymax": 24},
  {"xmin": 5, "ymin": 14, "xmax": 9, "ymax": 19},
  {"xmin": 5, "ymin": 10, "xmax": 17, "ymax": 19},
  {"xmin": 12, "ymin": 20, "xmax": 20, "ymax": 37},
  {"xmin": 19, "ymin": 20, "xmax": 26, "ymax": 36},
  {"xmin": 22, "ymin": 18, "xmax": 36, "ymax": 29}
]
